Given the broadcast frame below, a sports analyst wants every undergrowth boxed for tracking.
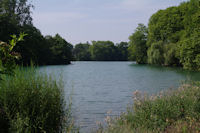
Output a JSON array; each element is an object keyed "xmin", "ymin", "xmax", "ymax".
[
  {"xmin": 97, "ymin": 82, "xmax": 200, "ymax": 133},
  {"xmin": 0, "ymin": 67, "xmax": 76, "ymax": 133}
]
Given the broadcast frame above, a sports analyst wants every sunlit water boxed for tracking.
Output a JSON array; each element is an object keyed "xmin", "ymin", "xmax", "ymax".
[{"xmin": 38, "ymin": 61, "xmax": 200, "ymax": 132}]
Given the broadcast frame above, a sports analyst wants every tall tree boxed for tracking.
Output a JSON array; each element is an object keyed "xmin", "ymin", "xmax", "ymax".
[
  {"xmin": 128, "ymin": 24, "xmax": 148, "ymax": 64},
  {"xmin": 45, "ymin": 34, "xmax": 73, "ymax": 65},
  {"xmin": 0, "ymin": 0, "xmax": 33, "ymax": 41},
  {"xmin": 16, "ymin": 25, "xmax": 50, "ymax": 65}
]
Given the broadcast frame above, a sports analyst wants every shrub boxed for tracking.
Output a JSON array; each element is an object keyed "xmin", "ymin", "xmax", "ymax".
[
  {"xmin": 0, "ymin": 33, "xmax": 26, "ymax": 80},
  {"xmin": 0, "ymin": 67, "xmax": 74, "ymax": 133},
  {"xmin": 97, "ymin": 82, "xmax": 200, "ymax": 133}
]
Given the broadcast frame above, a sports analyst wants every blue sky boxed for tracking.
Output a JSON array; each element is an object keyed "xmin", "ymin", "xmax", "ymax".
[{"xmin": 32, "ymin": 0, "xmax": 187, "ymax": 45}]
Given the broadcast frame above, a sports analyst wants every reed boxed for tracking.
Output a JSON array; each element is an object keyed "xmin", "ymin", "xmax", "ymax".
[
  {"xmin": 97, "ymin": 82, "xmax": 200, "ymax": 133},
  {"xmin": 0, "ymin": 66, "xmax": 75, "ymax": 133}
]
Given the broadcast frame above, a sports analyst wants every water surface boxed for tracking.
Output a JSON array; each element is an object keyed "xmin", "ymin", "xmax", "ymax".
[{"xmin": 39, "ymin": 62, "xmax": 200, "ymax": 132}]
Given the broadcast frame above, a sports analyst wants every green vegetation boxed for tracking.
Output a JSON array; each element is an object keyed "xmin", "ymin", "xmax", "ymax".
[
  {"xmin": 97, "ymin": 82, "xmax": 200, "ymax": 133},
  {"xmin": 0, "ymin": 0, "xmax": 129, "ymax": 64},
  {"xmin": 128, "ymin": 24, "xmax": 148, "ymax": 64},
  {"xmin": 0, "ymin": 0, "xmax": 73, "ymax": 65},
  {"xmin": 73, "ymin": 43, "xmax": 91, "ymax": 61},
  {"xmin": 45, "ymin": 34, "xmax": 73, "ymax": 65},
  {"xmin": 1, "ymin": 0, "xmax": 200, "ymax": 132},
  {"xmin": 0, "ymin": 67, "xmax": 75, "ymax": 133},
  {"xmin": 128, "ymin": 0, "xmax": 200, "ymax": 71},
  {"xmin": 73, "ymin": 41, "xmax": 128, "ymax": 61},
  {"xmin": 1, "ymin": 0, "xmax": 200, "ymax": 68},
  {"xmin": 0, "ymin": 31, "xmax": 75, "ymax": 132},
  {"xmin": 0, "ymin": 33, "xmax": 26, "ymax": 79}
]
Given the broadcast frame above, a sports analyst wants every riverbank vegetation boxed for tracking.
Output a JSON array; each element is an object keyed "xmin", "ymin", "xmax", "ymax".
[
  {"xmin": 0, "ymin": 24, "xmax": 75, "ymax": 133},
  {"xmin": 0, "ymin": 0, "xmax": 73, "ymax": 65},
  {"xmin": 97, "ymin": 82, "xmax": 200, "ymax": 133},
  {"xmin": 0, "ymin": 67, "xmax": 75, "ymax": 133},
  {"xmin": 128, "ymin": 0, "xmax": 200, "ymax": 71},
  {"xmin": 1, "ymin": 0, "xmax": 199, "ymax": 70},
  {"xmin": 1, "ymin": 0, "xmax": 200, "ymax": 132}
]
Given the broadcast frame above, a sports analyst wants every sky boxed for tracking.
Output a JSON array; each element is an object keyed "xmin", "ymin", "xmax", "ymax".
[{"xmin": 32, "ymin": 0, "xmax": 187, "ymax": 45}]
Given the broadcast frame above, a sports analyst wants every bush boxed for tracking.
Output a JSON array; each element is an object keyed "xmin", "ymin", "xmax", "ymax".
[
  {"xmin": 98, "ymin": 82, "xmax": 200, "ymax": 133},
  {"xmin": 0, "ymin": 67, "xmax": 74, "ymax": 133}
]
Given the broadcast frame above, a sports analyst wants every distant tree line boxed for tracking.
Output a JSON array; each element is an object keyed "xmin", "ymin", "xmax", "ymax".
[
  {"xmin": 73, "ymin": 41, "xmax": 128, "ymax": 61},
  {"xmin": 1, "ymin": 0, "xmax": 200, "ymax": 71},
  {"xmin": 128, "ymin": 0, "xmax": 200, "ymax": 71},
  {"xmin": 0, "ymin": 0, "xmax": 128, "ymax": 65}
]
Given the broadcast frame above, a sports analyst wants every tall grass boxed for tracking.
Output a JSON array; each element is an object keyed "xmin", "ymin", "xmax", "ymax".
[
  {"xmin": 0, "ymin": 67, "xmax": 75, "ymax": 133},
  {"xmin": 97, "ymin": 82, "xmax": 200, "ymax": 133}
]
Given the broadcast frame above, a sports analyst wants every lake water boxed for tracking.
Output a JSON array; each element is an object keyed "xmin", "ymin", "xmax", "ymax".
[{"xmin": 39, "ymin": 61, "xmax": 200, "ymax": 132}]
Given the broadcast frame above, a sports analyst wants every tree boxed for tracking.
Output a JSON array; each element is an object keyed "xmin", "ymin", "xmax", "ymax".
[
  {"xmin": 147, "ymin": 41, "xmax": 164, "ymax": 65},
  {"xmin": 116, "ymin": 42, "xmax": 128, "ymax": 61},
  {"xmin": 147, "ymin": 5, "xmax": 186, "ymax": 46},
  {"xmin": 163, "ymin": 43, "xmax": 180, "ymax": 66},
  {"xmin": 16, "ymin": 25, "xmax": 50, "ymax": 65},
  {"xmin": 145, "ymin": 0, "xmax": 200, "ymax": 67},
  {"xmin": 0, "ymin": 0, "xmax": 33, "ymax": 41},
  {"xmin": 90, "ymin": 41, "xmax": 117, "ymax": 61},
  {"xmin": 45, "ymin": 34, "xmax": 73, "ymax": 65},
  {"xmin": 128, "ymin": 24, "xmax": 148, "ymax": 64},
  {"xmin": 179, "ymin": 31, "xmax": 200, "ymax": 71},
  {"xmin": 0, "ymin": 0, "xmax": 33, "ymax": 25},
  {"xmin": 73, "ymin": 43, "xmax": 91, "ymax": 61}
]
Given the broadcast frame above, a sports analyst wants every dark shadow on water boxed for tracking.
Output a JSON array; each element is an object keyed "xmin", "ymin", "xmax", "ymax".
[{"xmin": 129, "ymin": 63, "xmax": 200, "ymax": 81}]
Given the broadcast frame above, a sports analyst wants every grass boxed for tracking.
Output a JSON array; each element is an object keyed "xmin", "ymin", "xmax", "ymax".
[
  {"xmin": 0, "ymin": 66, "xmax": 76, "ymax": 133},
  {"xmin": 96, "ymin": 82, "xmax": 200, "ymax": 133}
]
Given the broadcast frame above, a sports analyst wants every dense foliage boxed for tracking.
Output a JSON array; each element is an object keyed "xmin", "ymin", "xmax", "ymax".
[
  {"xmin": 0, "ymin": 33, "xmax": 26, "ymax": 79},
  {"xmin": 45, "ymin": 34, "xmax": 73, "ymax": 65},
  {"xmin": 73, "ymin": 43, "xmax": 91, "ymax": 61},
  {"xmin": 128, "ymin": 0, "xmax": 200, "ymax": 70},
  {"xmin": 1, "ymin": 0, "xmax": 199, "ymax": 69},
  {"xmin": 73, "ymin": 41, "xmax": 128, "ymax": 61},
  {"xmin": 0, "ymin": 0, "xmax": 73, "ymax": 65},
  {"xmin": 128, "ymin": 24, "xmax": 148, "ymax": 64},
  {"xmin": 0, "ymin": 0, "xmax": 129, "ymax": 64}
]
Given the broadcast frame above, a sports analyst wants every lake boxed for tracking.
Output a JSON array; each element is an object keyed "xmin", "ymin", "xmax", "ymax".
[{"xmin": 39, "ymin": 61, "xmax": 200, "ymax": 132}]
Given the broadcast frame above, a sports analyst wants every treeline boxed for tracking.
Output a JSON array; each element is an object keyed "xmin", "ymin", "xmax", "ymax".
[
  {"xmin": 0, "ymin": 0, "xmax": 73, "ymax": 65},
  {"xmin": 73, "ymin": 41, "xmax": 128, "ymax": 61},
  {"xmin": 1, "ymin": 0, "xmax": 200, "ymax": 70},
  {"xmin": 0, "ymin": 0, "xmax": 128, "ymax": 65},
  {"xmin": 128, "ymin": 0, "xmax": 200, "ymax": 71}
]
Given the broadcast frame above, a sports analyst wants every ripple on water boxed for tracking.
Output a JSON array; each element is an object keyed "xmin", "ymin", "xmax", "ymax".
[{"xmin": 39, "ymin": 62, "xmax": 200, "ymax": 132}]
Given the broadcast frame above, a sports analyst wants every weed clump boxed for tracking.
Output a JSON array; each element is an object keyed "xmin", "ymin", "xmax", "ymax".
[
  {"xmin": 0, "ymin": 67, "xmax": 74, "ymax": 133},
  {"xmin": 97, "ymin": 82, "xmax": 200, "ymax": 133}
]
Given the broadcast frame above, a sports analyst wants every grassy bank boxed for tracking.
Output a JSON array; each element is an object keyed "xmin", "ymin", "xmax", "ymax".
[
  {"xmin": 0, "ymin": 67, "xmax": 75, "ymax": 133},
  {"xmin": 97, "ymin": 82, "xmax": 200, "ymax": 133}
]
